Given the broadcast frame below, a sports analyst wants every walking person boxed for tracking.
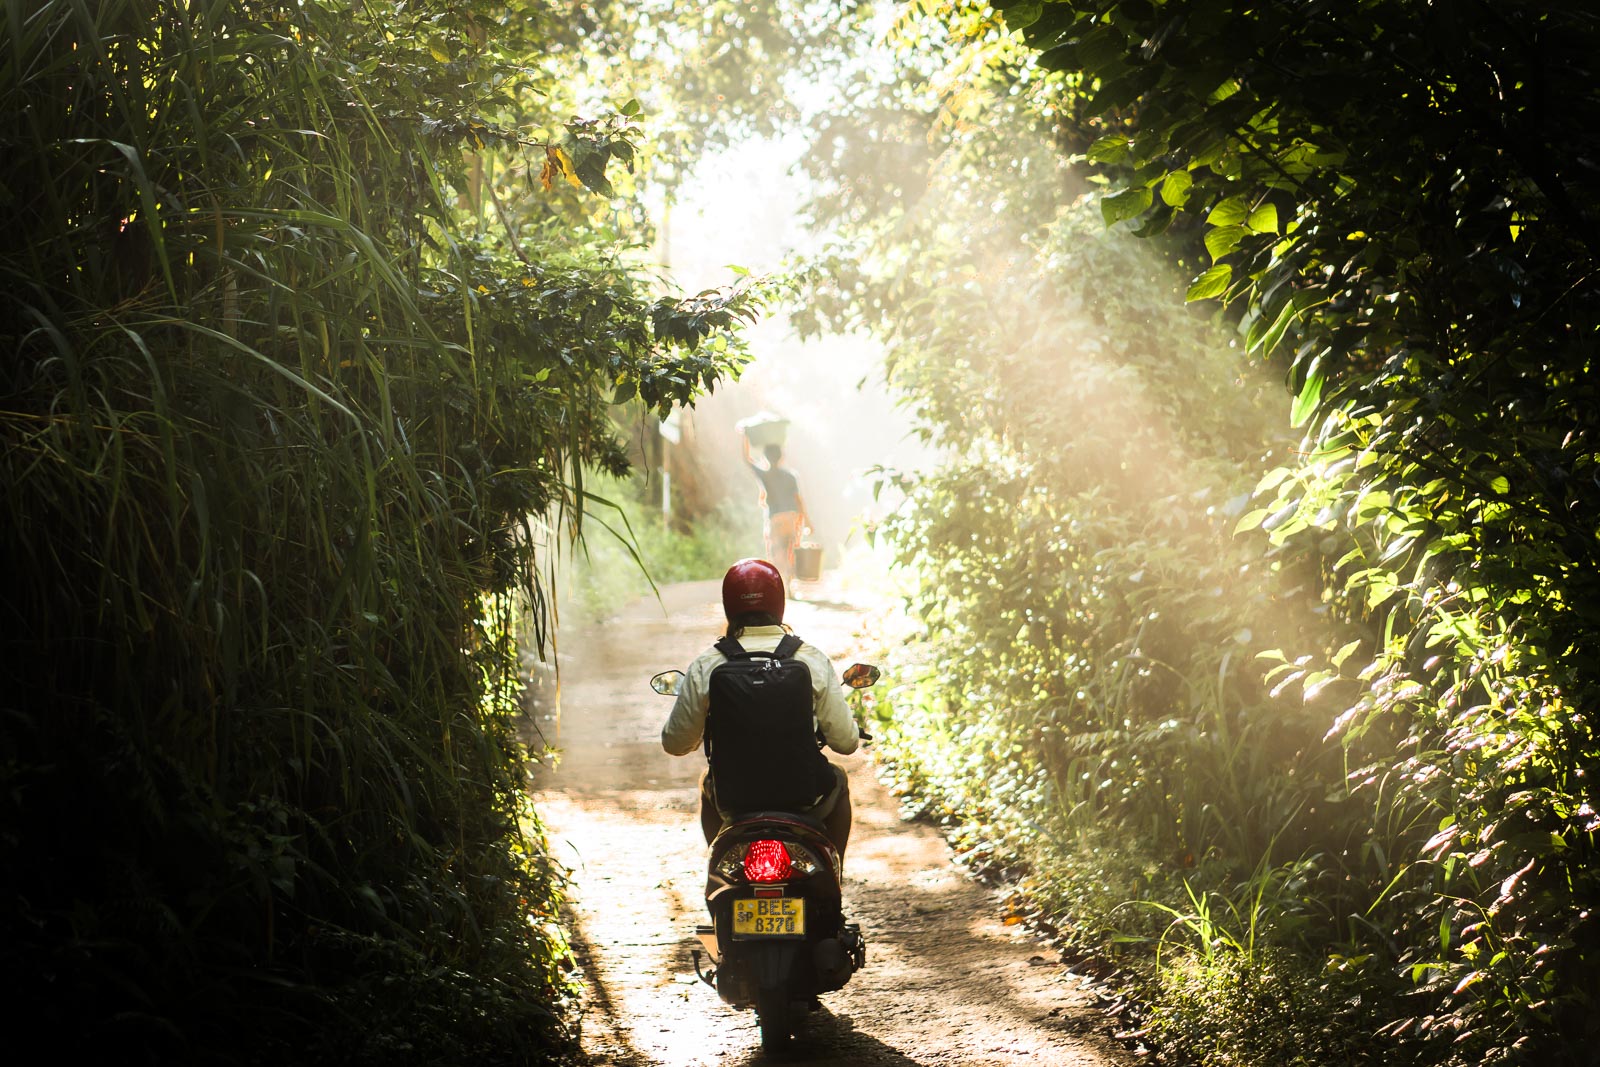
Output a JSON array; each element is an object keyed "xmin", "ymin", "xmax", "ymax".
[{"xmin": 742, "ymin": 433, "xmax": 808, "ymax": 585}]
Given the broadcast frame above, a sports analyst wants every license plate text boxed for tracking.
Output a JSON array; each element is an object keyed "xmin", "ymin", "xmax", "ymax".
[{"xmin": 732, "ymin": 897, "xmax": 805, "ymax": 937}]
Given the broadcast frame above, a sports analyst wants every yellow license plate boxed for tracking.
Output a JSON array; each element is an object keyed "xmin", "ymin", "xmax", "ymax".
[{"xmin": 732, "ymin": 897, "xmax": 805, "ymax": 937}]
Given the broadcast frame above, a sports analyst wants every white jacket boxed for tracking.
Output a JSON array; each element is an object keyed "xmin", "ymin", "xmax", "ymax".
[{"xmin": 661, "ymin": 625, "xmax": 860, "ymax": 757}]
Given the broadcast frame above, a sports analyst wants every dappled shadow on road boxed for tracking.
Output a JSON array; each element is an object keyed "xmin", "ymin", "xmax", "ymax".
[
  {"xmin": 723, "ymin": 1008, "xmax": 935, "ymax": 1067},
  {"xmin": 533, "ymin": 580, "xmax": 1130, "ymax": 1067},
  {"xmin": 639, "ymin": 835, "xmax": 1116, "ymax": 1066}
]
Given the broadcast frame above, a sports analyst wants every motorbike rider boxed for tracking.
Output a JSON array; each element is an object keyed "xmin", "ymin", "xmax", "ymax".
[{"xmin": 660, "ymin": 558, "xmax": 859, "ymax": 859}]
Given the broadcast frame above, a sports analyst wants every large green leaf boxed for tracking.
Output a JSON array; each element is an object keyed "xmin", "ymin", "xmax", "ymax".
[
  {"xmin": 1206, "ymin": 195, "xmax": 1250, "ymax": 227},
  {"xmin": 1205, "ymin": 224, "xmax": 1246, "ymax": 261},
  {"xmin": 1088, "ymin": 133, "xmax": 1133, "ymax": 165},
  {"xmin": 1160, "ymin": 168, "xmax": 1194, "ymax": 207},
  {"xmin": 1185, "ymin": 263, "xmax": 1232, "ymax": 302},
  {"xmin": 995, "ymin": 0, "xmax": 1045, "ymax": 31},
  {"xmin": 1246, "ymin": 202, "xmax": 1280, "ymax": 234},
  {"xmin": 1102, "ymin": 186, "xmax": 1153, "ymax": 226}
]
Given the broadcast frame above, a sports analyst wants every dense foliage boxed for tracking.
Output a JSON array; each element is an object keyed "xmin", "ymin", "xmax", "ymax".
[
  {"xmin": 554, "ymin": 0, "xmax": 863, "ymax": 160},
  {"xmin": 0, "ymin": 1, "xmax": 751, "ymax": 1061},
  {"xmin": 783, "ymin": 15, "xmax": 1395, "ymax": 1050},
  {"xmin": 987, "ymin": 0, "xmax": 1600, "ymax": 1061},
  {"xmin": 779, "ymin": 0, "xmax": 1600, "ymax": 1062}
]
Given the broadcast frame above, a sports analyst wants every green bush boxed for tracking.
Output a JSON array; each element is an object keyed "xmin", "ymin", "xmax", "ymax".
[
  {"xmin": 1151, "ymin": 945, "xmax": 1384, "ymax": 1067},
  {"xmin": 557, "ymin": 470, "xmax": 760, "ymax": 628},
  {"xmin": 987, "ymin": 1, "xmax": 1600, "ymax": 1060}
]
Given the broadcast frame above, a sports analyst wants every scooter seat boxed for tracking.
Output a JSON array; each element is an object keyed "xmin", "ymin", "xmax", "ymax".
[{"xmin": 722, "ymin": 809, "xmax": 828, "ymax": 834}]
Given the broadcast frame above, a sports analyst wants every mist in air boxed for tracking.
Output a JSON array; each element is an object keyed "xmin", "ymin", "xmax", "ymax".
[
  {"xmin": 649, "ymin": 135, "xmax": 934, "ymax": 573},
  {"xmin": 644, "ymin": 129, "xmax": 1287, "ymax": 613},
  {"xmin": 571, "ymin": 0, "xmax": 1295, "ymax": 667}
]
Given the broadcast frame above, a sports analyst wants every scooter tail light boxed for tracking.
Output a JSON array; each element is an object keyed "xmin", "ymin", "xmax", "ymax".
[{"xmin": 743, "ymin": 839, "xmax": 793, "ymax": 882}]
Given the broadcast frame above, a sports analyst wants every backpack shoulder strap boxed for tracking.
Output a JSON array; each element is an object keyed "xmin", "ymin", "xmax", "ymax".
[
  {"xmin": 713, "ymin": 635, "xmax": 747, "ymax": 658},
  {"xmin": 773, "ymin": 633, "xmax": 804, "ymax": 659}
]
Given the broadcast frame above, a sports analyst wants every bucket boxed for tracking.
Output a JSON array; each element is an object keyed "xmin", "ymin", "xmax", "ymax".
[
  {"xmin": 737, "ymin": 412, "xmax": 790, "ymax": 449},
  {"xmin": 794, "ymin": 542, "xmax": 823, "ymax": 582}
]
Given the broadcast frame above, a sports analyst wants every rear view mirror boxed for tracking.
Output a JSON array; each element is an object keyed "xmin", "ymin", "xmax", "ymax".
[
  {"xmin": 650, "ymin": 670, "xmax": 685, "ymax": 696},
  {"xmin": 842, "ymin": 663, "xmax": 881, "ymax": 689}
]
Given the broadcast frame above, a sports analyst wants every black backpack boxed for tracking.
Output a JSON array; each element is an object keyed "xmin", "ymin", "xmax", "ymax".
[{"xmin": 705, "ymin": 634, "xmax": 833, "ymax": 814}]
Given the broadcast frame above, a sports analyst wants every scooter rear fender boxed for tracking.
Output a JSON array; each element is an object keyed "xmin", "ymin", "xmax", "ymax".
[{"xmin": 714, "ymin": 939, "xmax": 803, "ymax": 1008}]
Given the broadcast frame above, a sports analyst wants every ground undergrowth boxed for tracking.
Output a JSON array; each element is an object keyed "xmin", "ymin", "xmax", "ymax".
[{"xmin": 868, "ymin": 683, "xmax": 1398, "ymax": 1067}]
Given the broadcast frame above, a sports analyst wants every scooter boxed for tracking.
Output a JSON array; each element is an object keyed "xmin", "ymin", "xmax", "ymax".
[{"xmin": 649, "ymin": 661, "xmax": 881, "ymax": 1050}]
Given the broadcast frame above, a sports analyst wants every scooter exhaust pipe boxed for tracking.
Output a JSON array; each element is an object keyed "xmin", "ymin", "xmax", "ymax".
[{"xmin": 691, "ymin": 948, "xmax": 717, "ymax": 988}]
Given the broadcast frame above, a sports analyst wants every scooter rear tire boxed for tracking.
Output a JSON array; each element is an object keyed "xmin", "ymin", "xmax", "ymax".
[{"xmin": 757, "ymin": 984, "xmax": 792, "ymax": 1050}]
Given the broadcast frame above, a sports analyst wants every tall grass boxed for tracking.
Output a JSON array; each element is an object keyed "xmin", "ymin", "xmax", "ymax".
[{"xmin": 0, "ymin": 2, "xmax": 748, "ymax": 1061}]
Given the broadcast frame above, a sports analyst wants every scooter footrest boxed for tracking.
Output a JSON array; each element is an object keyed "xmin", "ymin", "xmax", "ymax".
[
  {"xmin": 840, "ymin": 922, "xmax": 866, "ymax": 968},
  {"xmin": 695, "ymin": 923, "xmax": 720, "ymax": 962}
]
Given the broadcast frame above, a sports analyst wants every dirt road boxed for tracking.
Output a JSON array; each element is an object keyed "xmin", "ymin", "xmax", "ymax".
[{"xmin": 532, "ymin": 580, "xmax": 1133, "ymax": 1066}]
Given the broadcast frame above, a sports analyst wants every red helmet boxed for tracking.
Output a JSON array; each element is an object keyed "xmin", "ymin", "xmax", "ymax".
[{"xmin": 722, "ymin": 558, "xmax": 785, "ymax": 621}]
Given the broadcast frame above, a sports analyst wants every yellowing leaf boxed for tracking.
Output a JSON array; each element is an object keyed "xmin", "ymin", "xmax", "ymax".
[
  {"xmin": 553, "ymin": 147, "xmax": 583, "ymax": 189},
  {"xmin": 1233, "ymin": 508, "xmax": 1269, "ymax": 534},
  {"xmin": 1332, "ymin": 639, "xmax": 1363, "ymax": 668}
]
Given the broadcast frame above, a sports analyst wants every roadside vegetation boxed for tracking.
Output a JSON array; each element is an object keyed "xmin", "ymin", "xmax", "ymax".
[
  {"xmin": 0, "ymin": 2, "xmax": 753, "ymax": 1062},
  {"xmin": 801, "ymin": 3, "xmax": 1598, "ymax": 1065},
  {"xmin": 9, "ymin": 1, "xmax": 1596, "ymax": 1065},
  {"xmin": 555, "ymin": 467, "xmax": 760, "ymax": 630}
]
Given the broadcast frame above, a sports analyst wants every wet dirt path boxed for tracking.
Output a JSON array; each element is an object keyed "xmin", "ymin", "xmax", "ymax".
[{"xmin": 532, "ymin": 580, "xmax": 1133, "ymax": 1066}]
